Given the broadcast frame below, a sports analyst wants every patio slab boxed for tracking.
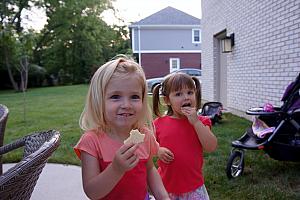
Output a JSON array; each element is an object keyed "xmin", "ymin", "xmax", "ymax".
[{"xmin": 3, "ymin": 163, "xmax": 88, "ymax": 200}]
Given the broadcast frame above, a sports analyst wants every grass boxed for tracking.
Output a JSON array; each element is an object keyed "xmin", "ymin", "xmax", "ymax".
[
  {"xmin": 1, "ymin": 85, "xmax": 300, "ymax": 199},
  {"xmin": 0, "ymin": 85, "xmax": 87, "ymax": 165}
]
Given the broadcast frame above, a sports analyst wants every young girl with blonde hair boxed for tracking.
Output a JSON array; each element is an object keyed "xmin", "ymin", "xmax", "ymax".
[{"xmin": 74, "ymin": 55, "xmax": 169, "ymax": 200}]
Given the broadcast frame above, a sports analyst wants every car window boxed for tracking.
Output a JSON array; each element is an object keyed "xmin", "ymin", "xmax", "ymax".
[
  {"xmin": 186, "ymin": 70, "xmax": 201, "ymax": 76},
  {"xmin": 173, "ymin": 69, "xmax": 202, "ymax": 77}
]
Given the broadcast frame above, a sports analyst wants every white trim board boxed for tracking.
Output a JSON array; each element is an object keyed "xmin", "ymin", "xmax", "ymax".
[{"xmin": 133, "ymin": 50, "xmax": 202, "ymax": 53}]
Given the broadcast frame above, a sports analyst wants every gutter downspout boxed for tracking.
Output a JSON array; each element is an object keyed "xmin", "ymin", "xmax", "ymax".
[{"xmin": 138, "ymin": 25, "xmax": 142, "ymax": 66}]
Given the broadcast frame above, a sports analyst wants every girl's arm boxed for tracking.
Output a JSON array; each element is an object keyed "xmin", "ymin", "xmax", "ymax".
[
  {"xmin": 181, "ymin": 107, "xmax": 218, "ymax": 152},
  {"xmin": 157, "ymin": 147, "xmax": 174, "ymax": 164},
  {"xmin": 146, "ymin": 157, "xmax": 170, "ymax": 200},
  {"xmin": 192, "ymin": 119, "xmax": 217, "ymax": 152},
  {"xmin": 81, "ymin": 143, "xmax": 139, "ymax": 199}
]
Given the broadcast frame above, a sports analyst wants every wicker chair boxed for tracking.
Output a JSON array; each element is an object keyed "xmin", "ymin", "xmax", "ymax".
[
  {"xmin": 0, "ymin": 104, "xmax": 9, "ymax": 175},
  {"xmin": 0, "ymin": 130, "xmax": 61, "ymax": 200}
]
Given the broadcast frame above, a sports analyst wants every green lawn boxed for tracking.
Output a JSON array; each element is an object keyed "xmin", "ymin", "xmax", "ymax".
[{"xmin": 0, "ymin": 85, "xmax": 299, "ymax": 199}]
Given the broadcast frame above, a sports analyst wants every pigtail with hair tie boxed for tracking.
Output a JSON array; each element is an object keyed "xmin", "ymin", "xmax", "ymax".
[
  {"xmin": 159, "ymin": 83, "xmax": 166, "ymax": 96},
  {"xmin": 192, "ymin": 77, "xmax": 202, "ymax": 110},
  {"xmin": 152, "ymin": 83, "xmax": 163, "ymax": 117}
]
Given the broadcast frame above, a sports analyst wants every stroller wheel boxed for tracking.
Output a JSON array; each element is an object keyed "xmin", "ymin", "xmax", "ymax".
[{"xmin": 226, "ymin": 150, "xmax": 244, "ymax": 179}]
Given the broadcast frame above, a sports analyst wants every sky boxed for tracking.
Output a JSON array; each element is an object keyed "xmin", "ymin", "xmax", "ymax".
[
  {"xmin": 22, "ymin": 7, "xmax": 48, "ymax": 31},
  {"xmin": 102, "ymin": 0, "xmax": 202, "ymax": 26},
  {"xmin": 22, "ymin": 0, "xmax": 201, "ymax": 31}
]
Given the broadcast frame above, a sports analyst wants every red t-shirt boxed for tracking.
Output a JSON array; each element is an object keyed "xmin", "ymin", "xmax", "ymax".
[
  {"xmin": 154, "ymin": 115, "xmax": 211, "ymax": 194},
  {"xmin": 74, "ymin": 128, "xmax": 158, "ymax": 200}
]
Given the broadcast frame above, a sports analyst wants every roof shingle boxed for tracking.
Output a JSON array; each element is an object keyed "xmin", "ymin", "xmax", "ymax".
[{"xmin": 131, "ymin": 6, "xmax": 200, "ymax": 26}]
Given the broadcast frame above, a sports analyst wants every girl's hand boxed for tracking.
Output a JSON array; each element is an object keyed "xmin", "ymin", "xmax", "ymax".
[
  {"xmin": 158, "ymin": 147, "xmax": 174, "ymax": 164},
  {"xmin": 181, "ymin": 106, "xmax": 198, "ymax": 125},
  {"xmin": 111, "ymin": 143, "xmax": 139, "ymax": 174}
]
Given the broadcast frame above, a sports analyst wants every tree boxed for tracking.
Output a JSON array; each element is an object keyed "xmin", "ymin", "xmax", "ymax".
[
  {"xmin": 0, "ymin": 0, "xmax": 39, "ymax": 91},
  {"xmin": 110, "ymin": 25, "xmax": 132, "ymax": 56},
  {"xmin": 0, "ymin": 27, "xmax": 19, "ymax": 90},
  {"xmin": 1, "ymin": 0, "xmax": 132, "ymax": 88},
  {"xmin": 34, "ymin": 0, "xmax": 133, "ymax": 84}
]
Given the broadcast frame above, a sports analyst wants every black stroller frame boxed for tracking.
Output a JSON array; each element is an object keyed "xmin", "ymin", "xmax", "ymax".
[
  {"xmin": 198, "ymin": 102, "xmax": 223, "ymax": 125},
  {"xmin": 226, "ymin": 73, "xmax": 300, "ymax": 179}
]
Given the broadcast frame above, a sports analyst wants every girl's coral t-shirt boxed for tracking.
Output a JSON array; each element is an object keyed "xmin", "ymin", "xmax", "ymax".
[{"xmin": 74, "ymin": 128, "xmax": 159, "ymax": 200}]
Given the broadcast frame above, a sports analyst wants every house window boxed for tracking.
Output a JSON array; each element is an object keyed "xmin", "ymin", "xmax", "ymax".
[
  {"xmin": 192, "ymin": 29, "xmax": 201, "ymax": 43},
  {"xmin": 169, "ymin": 58, "xmax": 180, "ymax": 72}
]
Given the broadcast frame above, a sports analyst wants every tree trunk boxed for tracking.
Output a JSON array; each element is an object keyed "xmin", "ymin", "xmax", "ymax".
[
  {"xmin": 19, "ymin": 56, "xmax": 29, "ymax": 92},
  {"xmin": 4, "ymin": 49, "xmax": 19, "ymax": 91},
  {"xmin": 19, "ymin": 56, "xmax": 29, "ymax": 122}
]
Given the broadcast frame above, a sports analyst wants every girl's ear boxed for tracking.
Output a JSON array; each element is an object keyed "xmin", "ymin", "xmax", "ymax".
[{"xmin": 163, "ymin": 96, "xmax": 170, "ymax": 105}]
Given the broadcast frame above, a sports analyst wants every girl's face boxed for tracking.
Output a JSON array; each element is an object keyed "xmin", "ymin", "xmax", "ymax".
[
  {"xmin": 165, "ymin": 86, "xmax": 196, "ymax": 118},
  {"xmin": 104, "ymin": 74, "xmax": 144, "ymax": 134}
]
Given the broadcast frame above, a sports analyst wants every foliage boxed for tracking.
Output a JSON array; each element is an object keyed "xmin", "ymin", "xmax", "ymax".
[
  {"xmin": 28, "ymin": 64, "xmax": 47, "ymax": 87},
  {"xmin": 0, "ymin": 85, "xmax": 300, "ymax": 199},
  {"xmin": 1, "ymin": 0, "xmax": 132, "ymax": 89},
  {"xmin": 34, "ymin": 0, "xmax": 131, "ymax": 84},
  {"xmin": 1, "ymin": 0, "xmax": 42, "ymax": 91},
  {"xmin": 0, "ymin": 0, "xmax": 33, "ymax": 33}
]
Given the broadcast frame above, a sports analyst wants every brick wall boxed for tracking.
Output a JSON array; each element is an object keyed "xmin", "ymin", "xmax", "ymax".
[
  {"xmin": 141, "ymin": 53, "xmax": 201, "ymax": 78},
  {"xmin": 202, "ymin": 0, "xmax": 300, "ymax": 118}
]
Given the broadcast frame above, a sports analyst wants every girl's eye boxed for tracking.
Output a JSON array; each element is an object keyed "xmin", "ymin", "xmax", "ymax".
[
  {"xmin": 188, "ymin": 91, "xmax": 194, "ymax": 95},
  {"xmin": 131, "ymin": 95, "xmax": 141, "ymax": 100},
  {"xmin": 110, "ymin": 95, "xmax": 120, "ymax": 99},
  {"xmin": 175, "ymin": 92, "xmax": 181, "ymax": 96}
]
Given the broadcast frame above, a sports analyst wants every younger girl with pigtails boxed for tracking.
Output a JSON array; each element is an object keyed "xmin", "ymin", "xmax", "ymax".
[{"xmin": 152, "ymin": 72, "xmax": 218, "ymax": 200}]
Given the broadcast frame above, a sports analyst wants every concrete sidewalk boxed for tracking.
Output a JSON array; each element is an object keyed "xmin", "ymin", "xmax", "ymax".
[{"xmin": 4, "ymin": 163, "xmax": 88, "ymax": 200}]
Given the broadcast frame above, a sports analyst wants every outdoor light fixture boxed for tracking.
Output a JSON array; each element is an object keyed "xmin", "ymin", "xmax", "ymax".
[{"xmin": 221, "ymin": 33, "xmax": 234, "ymax": 53}]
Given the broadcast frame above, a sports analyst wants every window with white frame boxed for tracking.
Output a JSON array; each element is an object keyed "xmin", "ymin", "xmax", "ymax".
[
  {"xmin": 192, "ymin": 29, "xmax": 201, "ymax": 43},
  {"xmin": 169, "ymin": 58, "xmax": 180, "ymax": 72}
]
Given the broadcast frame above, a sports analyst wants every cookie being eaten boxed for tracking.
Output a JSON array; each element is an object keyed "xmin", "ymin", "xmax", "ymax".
[{"xmin": 124, "ymin": 129, "xmax": 145, "ymax": 144}]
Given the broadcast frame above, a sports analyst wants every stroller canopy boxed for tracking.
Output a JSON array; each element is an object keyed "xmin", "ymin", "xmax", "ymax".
[{"xmin": 281, "ymin": 73, "xmax": 300, "ymax": 112}]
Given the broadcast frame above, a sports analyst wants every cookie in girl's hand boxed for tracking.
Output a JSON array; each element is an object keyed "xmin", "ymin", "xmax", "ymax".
[{"xmin": 124, "ymin": 129, "xmax": 145, "ymax": 144}]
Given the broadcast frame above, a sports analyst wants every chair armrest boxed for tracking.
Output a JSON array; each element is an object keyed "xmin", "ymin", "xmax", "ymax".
[{"xmin": 0, "ymin": 138, "xmax": 25, "ymax": 156}]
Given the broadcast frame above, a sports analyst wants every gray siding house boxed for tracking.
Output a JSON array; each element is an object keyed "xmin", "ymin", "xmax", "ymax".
[
  {"xmin": 129, "ymin": 7, "xmax": 202, "ymax": 79},
  {"xmin": 201, "ymin": 0, "xmax": 300, "ymax": 118}
]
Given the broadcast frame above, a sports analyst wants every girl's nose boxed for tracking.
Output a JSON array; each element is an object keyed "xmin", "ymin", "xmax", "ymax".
[
  {"xmin": 184, "ymin": 93, "xmax": 190, "ymax": 99},
  {"xmin": 121, "ymin": 98, "xmax": 132, "ymax": 108}
]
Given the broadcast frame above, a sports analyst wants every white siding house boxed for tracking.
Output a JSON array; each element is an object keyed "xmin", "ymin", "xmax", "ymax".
[{"xmin": 129, "ymin": 7, "xmax": 202, "ymax": 79}]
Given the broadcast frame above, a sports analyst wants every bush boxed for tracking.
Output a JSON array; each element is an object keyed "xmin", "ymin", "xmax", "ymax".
[
  {"xmin": 58, "ymin": 69, "xmax": 72, "ymax": 85},
  {"xmin": 28, "ymin": 64, "xmax": 47, "ymax": 87}
]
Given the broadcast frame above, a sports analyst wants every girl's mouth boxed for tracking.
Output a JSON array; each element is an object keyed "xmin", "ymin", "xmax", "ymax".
[
  {"xmin": 118, "ymin": 113, "xmax": 133, "ymax": 117},
  {"xmin": 182, "ymin": 103, "xmax": 191, "ymax": 107}
]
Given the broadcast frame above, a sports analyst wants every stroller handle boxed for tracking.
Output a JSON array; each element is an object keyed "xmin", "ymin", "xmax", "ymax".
[{"xmin": 246, "ymin": 107, "xmax": 283, "ymax": 116}]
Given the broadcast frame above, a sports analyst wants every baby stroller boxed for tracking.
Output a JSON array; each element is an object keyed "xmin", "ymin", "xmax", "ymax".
[
  {"xmin": 226, "ymin": 73, "xmax": 300, "ymax": 179},
  {"xmin": 198, "ymin": 102, "xmax": 223, "ymax": 125}
]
